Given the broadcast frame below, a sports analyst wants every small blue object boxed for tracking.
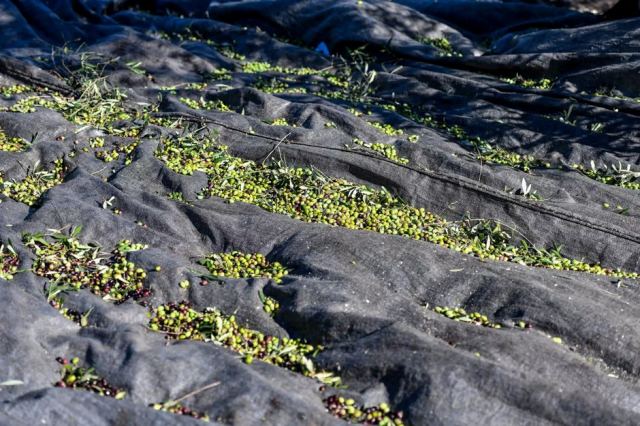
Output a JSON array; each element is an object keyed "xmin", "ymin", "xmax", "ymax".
[{"xmin": 315, "ymin": 41, "xmax": 330, "ymax": 56}]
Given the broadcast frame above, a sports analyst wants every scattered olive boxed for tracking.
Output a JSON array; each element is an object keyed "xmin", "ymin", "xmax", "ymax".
[
  {"xmin": 50, "ymin": 298, "xmax": 92, "ymax": 327},
  {"xmin": 434, "ymin": 306, "xmax": 502, "ymax": 329},
  {"xmin": 573, "ymin": 163, "xmax": 640, "ymax": 190},
  {"xmin": 148, "ymin": 301, "xmax": 340, "ymax": 386},
  {"xmin": 368, "ymin": 121, "xmax": 403, "ymax": 137},
  {"xmin": 0, "ymin": 242, "xmax": 19, "ymax": 280},
  {"xmin": 54, "ymin": 357, "xmax": 126, "ymax": 400},
  {"xmin": 0, "ymin": 84, "xmax": 31, "ymax": 98},
  {"xmin": 179, "ymin": 97, "xmax": 231, "ymax": 112},
  {"xmin": 324, "ymin": 394, "xmax": 404, "ymax": 425},
  {"xmin": 353, "ymin": 138, "xmax": 408, "ymax": 164},
  {"xmin": 261, "ymin": 294, "xmax": 280, "ymax": 316},
  {"xmin": 151, "ymin": 401, "xmax": 209, "ymax": 421},
  {"xmin": 0, "ymin": 128, "xmax": 29, "ymax": 152}
]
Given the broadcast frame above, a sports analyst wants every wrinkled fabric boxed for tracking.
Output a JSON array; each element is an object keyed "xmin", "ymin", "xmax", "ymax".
[{"xmin": 1, "ymin": 1, "xmax": 640, "ymax": 425}]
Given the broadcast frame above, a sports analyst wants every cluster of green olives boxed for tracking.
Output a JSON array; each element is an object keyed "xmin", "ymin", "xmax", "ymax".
[
  {"xmin": 324, "ymin": 395, "xmax": 404, "ymax": 425},
  {"xmin": 150, "ymin": 401, "xmax": 209, "ymax": 421},
  {"xmin": 148, "ymin": 301, "xmax": 339, "ymax": 385},
  {"xmin": 155, "ymin": 134, "xmax": 637, "ymax": 278},
  {"xmin": 24, "ymin": 231, "xmax": 151, "ymax": 303},
  {"xmin": 199, "ymin": 251, "xmax": 289, "ymax": 283},
  {"xmin": 54, "ymin": 357, "xmax": 126, "ymax": 400},
  {"xmin": 0, "ymin": 243, "xmax": 19, "ymax": 280},
  {"xmin": 1, "ymin": 159, "xmax": 65, "ymax": 206},
  {"xmin": 353, "ymin": 138, "xmax": 408, "ymax": 164}
]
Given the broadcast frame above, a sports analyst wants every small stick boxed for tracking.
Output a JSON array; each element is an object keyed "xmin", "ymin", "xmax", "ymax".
[
  {"xmin": 90, "ymin": 164, "xmax": 111, "ymax": 175},
  {"xmin": 261, "ymin": 132, "xmax": 291, "ymax": 164},
  {"xmin": 173, "ymin": 381, "xmax": 221, "ymax": 404}
]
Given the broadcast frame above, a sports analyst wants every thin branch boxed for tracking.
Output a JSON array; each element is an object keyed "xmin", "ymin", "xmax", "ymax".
[{"xmin": 173, "ymin": 381, "xmax": 221, "ymax": 404}]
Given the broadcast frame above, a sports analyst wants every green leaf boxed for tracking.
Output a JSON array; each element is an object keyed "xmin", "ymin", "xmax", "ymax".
[
  {"xmin": 71, "ymin": 225, "xmax": 83, "ymax": 238},
  {"xmin": 80, "ymin": 307, "xmax": 93, "ymax": 327},
  {"xmin": 0, "ymin": 380, "xmax": 24, "ymax": 386}
]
